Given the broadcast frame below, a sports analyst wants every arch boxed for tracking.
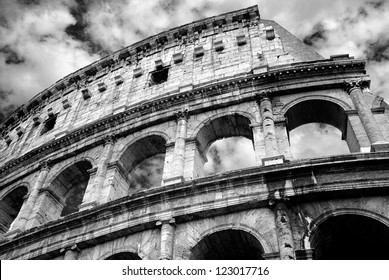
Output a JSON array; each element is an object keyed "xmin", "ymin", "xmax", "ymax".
[
  {"xmin": 118, "ymin": 134, "xmax": 167, "ymax": 191},
  {"xmin": 0, "ymin": 185, "xmax": 28, "ymax": 236},
  {"xmin": 309, "ymin": 208, "xmax": 389, "ymax": 232},
  {"xmin": 45, "ymin": 156, "xmax": 95, "ymax": 186},
  {"xmin": 0, "ymin": 183, "xmax": 30, "ymax": 200},
  {"xmin": 97, "ymin": 247, "xmax": 144, "ymax": 260},
  {"xmin": 190, "ymin": 227, "xmax": 265, "ymax": 260},
  {"xmin": 193, "ymin": 223, "xmax": 274, "ymax": 254},
  {"xmin": 41, "ymin": 159, "xmax": 93, "ymax": 220},
  {"xmin": 284, "ymin": 98, "xmax": 357, "ymax": 157},
  {"xmin": 115, "ymin": 131, "xmax": 169, "ymax": 162},
  {"xmin": 285, "ymin": 99, "xmax": 348, "ymax": 133},
  {"xmin": 190, "ymin": 110, "xmax": 257, "ymax": 139},
  {"xmin": 195, "ymin": 113, "xmax": 253, "ymax": 153},
  {"xmin": 309, "ymin": 209, "xmax": 389, "ymax": 260},
  {"xmin": 118, "ymin": 134, "xmax": 168, "ymax": 173},
  {"xmin": 280, "ymin": 95, "xmax": 352, "ymax": 116},
  {"xmin": 190, "ymin": 113, "xmax": 255, "ymax": 177},
  {"xmin": 104, "ymin": 252, "xmax": 142, "ymax": 260}
]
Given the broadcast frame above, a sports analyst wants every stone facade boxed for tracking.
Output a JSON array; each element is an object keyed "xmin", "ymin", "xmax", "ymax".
[{"xmin": 1, "ymin": 5, "xmax": 389, "ymax": 260}]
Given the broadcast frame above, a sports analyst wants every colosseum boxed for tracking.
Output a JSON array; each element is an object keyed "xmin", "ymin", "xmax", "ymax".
[{"xmin": 1, "ymin": 5, "xmax": 389, "ymax": 260}]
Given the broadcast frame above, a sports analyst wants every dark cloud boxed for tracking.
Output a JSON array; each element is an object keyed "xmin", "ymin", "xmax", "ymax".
[
  {"xmin": 0, "ymin": 104, "xmax": 17, "ymax": 124},
  {"xmin": 303, "ymin": 23, "xmax": 327, "ymax": 46},
  {"xmin": 366, "ymin": 0, "xmax": 386, "ymax": 10},
  {"xmin": 65, "ymin": 0, "xmax": 108, "ymax": 55},
  {"xmin": 364, "ymin": 39, "xmax": 389, "ymax": 62},
  {"xmin": 0, "ymin": 46, "xmax": 25, "ymax": 64},
  {"xmin": 66, "ymin": 0, "xmax": 89, "ymax": 42}
]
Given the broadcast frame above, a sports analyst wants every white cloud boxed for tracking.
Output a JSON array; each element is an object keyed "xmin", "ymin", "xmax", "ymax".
[
  {"xmin": 0, "ymin": 0, "xmax": 99, "ymax": 109},
  {"xmin": 290, "ymin": 123, "xmax": 350, "ymax": 159},
  {"xmin": 204, "ymin": 137, "xmax": 256, "ymax": 175}
]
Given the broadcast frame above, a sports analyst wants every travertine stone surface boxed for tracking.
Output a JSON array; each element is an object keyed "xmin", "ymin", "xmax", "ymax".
[{"xmin": 1, "ymin": 5, "xmax": 389, "ymax": 260}]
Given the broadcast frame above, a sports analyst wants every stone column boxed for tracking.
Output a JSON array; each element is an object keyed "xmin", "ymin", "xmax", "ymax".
[
  {"xmin": 60, "ymin": 244, "xmax": 80, "ymax": 260},
  {"xmin": 80, "ymin": 134, "xmax": 115, "ymax": 210},
  {"xmin": 345, "ymin": 79, "xmax": 389, "ymax": 151},
  {"xmin": 273, "ymin": 201, "xmax": 295, "ymax": 260},
  {"xmin": 258, "ymin": 94, "xmax": 284, "ymax": 165},
  {"xmin": 10, "ymin": 161, "xmax": 51, "ymax": 233},
  {"xmin": 164, "ymin": 110, "xmax": 189, "ymax": 185},
  {"xmin": 157, "ymin": 218, "xmax": 176, "ymax": 260}
]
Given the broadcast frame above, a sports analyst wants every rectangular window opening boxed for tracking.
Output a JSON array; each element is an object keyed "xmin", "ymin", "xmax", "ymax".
[
  {"xmin": 40, "ymin": 114, "xmax": 57, "ymax": 135},
  {"xmin": 150, "ymin": 67, "xmax": 169, "ymax": 86}
]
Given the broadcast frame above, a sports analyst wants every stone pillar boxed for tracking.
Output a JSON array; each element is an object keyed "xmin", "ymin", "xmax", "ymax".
[
  {"xmin": 161, "ymin": 142, "xmax": 175, "ymax": 184},
  {"xmin": 80, "ymin": 134, "xmax": 115, "ymax": 210},
  {"xmin": 9, "ymin": 161, "xmax": 51, "ymax": 233},
  {"xmin": 345, "ymin": 79, "xmax": 389, "ymax": 151},
  {"xmin": 60, "ymin": 244, "xmax": 80, "ymax": 260},
  {"xmin": 26, "ymin": 187, "xmax": 65, "ymax": 228},
  {"xmin": 157, "ymin": 218, "xmax": 176, "ymax": 260},
  {"xmin": 164, "ymin": 110, "xmax": 189, "ymax": 185},
  {"xmin": 273, "ymin": 201, "xmax": 295, "ymax": 260},
  {"xmin": 251, "ymin": 125, "xmax": 266, "ymax": 165},
  {"xmin": 274, "ymin": 118, "xmax": 292, "ymax": 160},
  {"xmin": 258, "ymin": 94, "xmax": 284, "ymax": 165},
  {"xmin": 99, "ymin": 161, "xmax": 131, "ymax": 203}
]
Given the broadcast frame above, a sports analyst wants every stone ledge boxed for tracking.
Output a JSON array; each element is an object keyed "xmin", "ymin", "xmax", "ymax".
[
  {"xmin": 262, "ymin": 155, "xmax": 285, "ymax": 166},
  {"xmin": 1, "ymin": 154, "xmax": 389, "ymax": 259}
]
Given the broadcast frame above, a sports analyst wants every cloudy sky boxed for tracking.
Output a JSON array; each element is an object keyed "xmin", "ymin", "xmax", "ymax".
[{"xmin": 0, "ymin": 0, "xmax": 388, "ymax": 174}]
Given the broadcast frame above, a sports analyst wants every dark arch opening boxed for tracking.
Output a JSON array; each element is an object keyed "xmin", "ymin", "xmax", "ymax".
[
  {"xmin": 119, "ymin": 135, "xmax": 166, "ymax": 191},
  {"xmin": 285, "ymin": 100, "xmax": 354, "ymax": 159},
  {"xmin": 0, "ymin": 186, "xmax": 28, "ymax": 235},
  {"xmin": 311, "ymin": 214, "xmax": 389, "ymax": 259},
  {"xmin": 196, "ymin": 114, "xmax": 255, "ymax": 177},
  {"xmin": 105, "ymin": 252, "xmax": 141, "ymax": 260},
  {"xmin": 191, "ymin": 229, "xmax": 264, "ymax": 260},
  {"xmin": 50, "ymin": 160, "xmax": 93, "ymax": 217}
]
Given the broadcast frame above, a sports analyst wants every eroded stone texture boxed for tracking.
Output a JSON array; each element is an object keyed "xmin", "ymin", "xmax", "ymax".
[{"xmin": 1, "ymin": 5, "xmax": 389, "ymax": 261}]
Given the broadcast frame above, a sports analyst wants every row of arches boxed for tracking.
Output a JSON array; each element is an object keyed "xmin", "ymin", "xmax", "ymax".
[
  {"xmin": 0, "ymin": 99, "xmax": 356, "ymax": 235},
  {"xmin": 102, "ymin": 214, "xmax": 389, "ymax": 260}
]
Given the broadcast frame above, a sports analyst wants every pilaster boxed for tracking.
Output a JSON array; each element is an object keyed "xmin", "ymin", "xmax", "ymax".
[
  {"xmin": 257, "ymin": 93, "xmax": 285, "ymax": 165},
  {"xmin": 271, "ymin": 200, "xmax": 296, "ymax": 260},
  {"xmin": 157, "ymin": 218, "xmax": 176, "ymax": 260},
  {"xmin": 10, "ymin": 161, "xmax": 51, "ymax": 233},
  {"xmin": 79, "ymin": 134, "xmax": 115, "ymax": 210},
  {"xmin": 164, "ymin": 110, "xmax": 189, "ymax": 185},
  {"xmin": 344, "ymin": 79, "xmax": 389, "ymax": 152},
  {"xmin": 60, "ymin": 244, "xmax": 80, "ymax": 260}
]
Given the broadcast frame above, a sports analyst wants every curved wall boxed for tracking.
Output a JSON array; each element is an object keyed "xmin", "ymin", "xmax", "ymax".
[{"xmin": 1, "ymin": 5, "xmax": 389, "ymax": 260}]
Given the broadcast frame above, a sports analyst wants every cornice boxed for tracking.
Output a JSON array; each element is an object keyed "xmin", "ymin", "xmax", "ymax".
[{"xmin": 0, "ymin": 59, "xmax": 367, "ymax": 179}]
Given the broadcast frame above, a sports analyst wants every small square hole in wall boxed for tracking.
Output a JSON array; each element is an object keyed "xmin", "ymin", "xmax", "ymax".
[
  {"xmin": 150, "ymin": 67, "xmax": 169, "ymax": 85},
  {"xmin": 40, "ymin": 114, "xmax": 57, "ymax": 135}
]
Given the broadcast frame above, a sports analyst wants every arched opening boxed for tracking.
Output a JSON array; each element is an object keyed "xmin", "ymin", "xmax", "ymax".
[
  {"xmin": 311, "ymin": 214, "xmax": 389, "ymax": 259},
  {"xmin": 50, "ymin": 160, "xmax": 93, "ymax": 217},
  {"xmin": 119, "ymin": 135, "xmax": 166, "ymax": 191},
  {"xmin": 285, "ymin": 100, "xmax": 354, "ymax": 159},
  {"xmin": 191, "ymin": 229, "xmax": 264, "ymax": 260},
  {"xmin": 105, "ymin": 252, "xmax": 141, "ymax": 260},
  {"xmin": 196, "ymin": 114, "xmax": 255, "ymax": 177},
  {"xmin": 0, "ymin": 186, "xmax": 28, "ymax": 236}
]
